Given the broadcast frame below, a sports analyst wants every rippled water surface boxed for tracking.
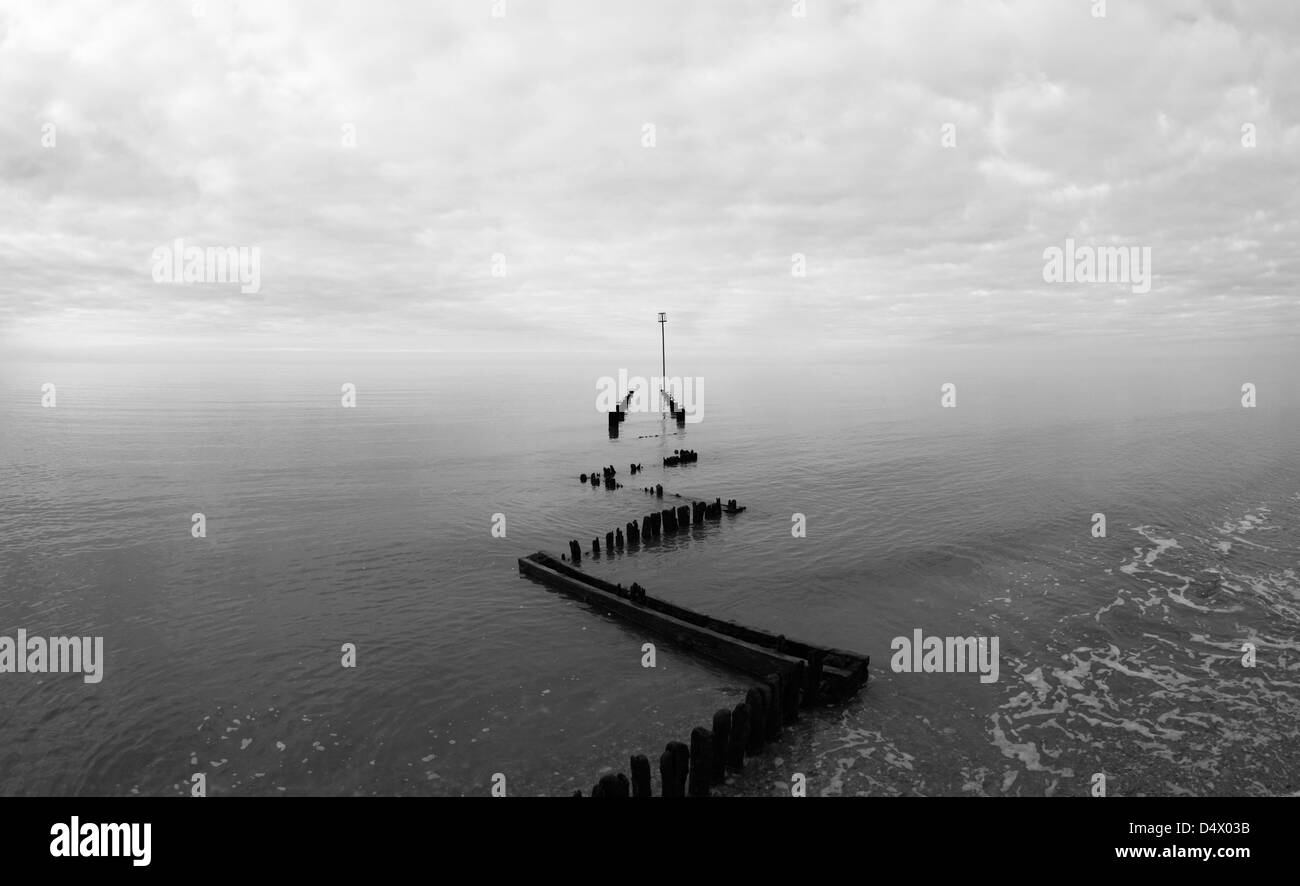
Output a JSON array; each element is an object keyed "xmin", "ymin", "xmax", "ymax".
[{"xmin": 1, "ymin": 343, "xmax": 1297, "ymax": 796}]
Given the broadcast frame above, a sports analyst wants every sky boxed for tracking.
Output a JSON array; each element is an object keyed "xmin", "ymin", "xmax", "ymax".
[{"xmin": 1, "ymin": 0, "xmax": 1298, "ymax": 356}]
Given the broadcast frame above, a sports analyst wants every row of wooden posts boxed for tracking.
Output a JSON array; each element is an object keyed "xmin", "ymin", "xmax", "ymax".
[
  {"xmin": 663, "ymin": 448, "xmax": 698, "ymax": 467},
  {"xmin": 577, "ymin": 464, "xmax": 649, "ymax": 489},
  {"xmin": 580, "ymin": 465, "xmax": 626, "ymax": 490},
  {"xmin": 609, "ymin": 403, "xmax": 684, "ymax": 436},
  {"xmin": 577, "ymin": 667, "xmax": 802, "ymax": 797},
  {"xmin": 662, "ymin": 394, "xmax": 687, "ymax": 425},
  {"xmin": 564, "ymin": 498, "xmax": 734, "ymax": 563}
]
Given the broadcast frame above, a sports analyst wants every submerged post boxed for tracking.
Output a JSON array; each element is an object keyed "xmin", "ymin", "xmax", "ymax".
[
  {"xmin": 594, "ymin": 773, "xmax": 629, "ymax": 797},
  {"xmin": 745, "ymin": 688, "xmax": 766, "ymax": 755},
  {"xmin": 784, "ymin": 661, "xmax": 804, "ymax": 723},
  {"xmin": 764, "ymin": 674, "xmax": 782, "ymax": 742},
  {"xmin": 660, "ymin": 741, "xmax": 689, "ymax": 797},
  {"xmin": 687, "ymin": 727, "xmax": 713, "ymax": 797},
  {"xmin": 710, "ymin": 709, "xmax": 731, "ymax": 784},
  {"xmin": 630, "ymin": 754, "xmax": 652, "ymax": 798},
  {"xmin": 803, "ymin": 650, "xmax": 824, "ymax": 708},
  {"xmin": 727, "ymin": 702, "xmax": 750, "ymax": 770}
]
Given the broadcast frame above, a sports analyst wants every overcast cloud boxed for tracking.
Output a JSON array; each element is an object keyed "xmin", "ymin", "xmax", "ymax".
[{"xmin": 2, "ymin": 0, "xmax": 1298, "ymax": 354}]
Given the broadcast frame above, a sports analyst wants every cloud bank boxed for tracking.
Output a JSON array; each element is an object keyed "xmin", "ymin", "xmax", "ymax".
[{"xmin": 2, "ymin": 0, "xmax": 1297, "ymax": 354}]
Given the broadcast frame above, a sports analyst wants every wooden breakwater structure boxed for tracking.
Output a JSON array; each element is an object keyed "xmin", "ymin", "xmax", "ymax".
[
  {"xmin": 580, "ymin": 464, "xmax": 637, "ymax": 490},
  {"xmin": 560, "ymin": 495, "xmax": 742, "ymax": 562},
  {"xmin": 663, "ymin": 448, "xmax": 697, "ymax": 466},
  {"xmin": 581, "ymin": 675, "xmax": 796, "ymax": 798},
  {"xmin": 517, "ymin": 552, "xmax": 870, "ymax": 795},
  {"xmin": 662, "ymin": 390, "xmax": 687, "ymax": 425},
  {"xmin": 608, "ymin": 392, "xmax": 634, "ymax": 437},
  {"xmin": 607, "ymin": 390, "xmax": 686, "ymax": 438}
]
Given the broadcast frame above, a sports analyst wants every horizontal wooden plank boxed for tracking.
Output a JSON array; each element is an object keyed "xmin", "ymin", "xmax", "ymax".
[
  {"xmin": 528, "ymin": 552, "xmax": 867, "ymax": 661},
  {"xmin": 519, "ymin": 555, "xmax": 806, "ymax": 681}
]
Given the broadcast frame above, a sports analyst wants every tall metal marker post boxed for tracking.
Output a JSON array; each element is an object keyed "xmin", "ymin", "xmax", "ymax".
[{"xmin": 658, "ymin": 312, "xmax": 667, "ymax": 415}]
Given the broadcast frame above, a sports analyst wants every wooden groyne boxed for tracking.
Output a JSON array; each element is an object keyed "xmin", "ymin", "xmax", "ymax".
[
  {"xmin": 518, "ymin": 552, "xmax": 869, "ymax": 796},
  {"xmin": 662, "ymin": 390, "xmax": 687, "ymax": 425},
  {"xmin": 562, "ymin": 493, "xmax": 745, "ymax": 564},
  {"xmin": 663, "ymin": 448, "xmax": 697, "ymax": 467},
  {"xmin": 581, "ymin": 684, "xmax": 786, "ymax": 798},
  {"xmin": 606, "ymin": 390, "xmax": 686, "ymax": 437},
  {"xmin": 520, "ymin": 552, "xmax": 869, "ymax": 702}
]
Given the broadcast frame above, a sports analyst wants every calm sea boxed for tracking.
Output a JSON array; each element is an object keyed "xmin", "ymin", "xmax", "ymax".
[{"xmin": 1, "ymin": 341, "xmax": 1297, "ymax": 796}]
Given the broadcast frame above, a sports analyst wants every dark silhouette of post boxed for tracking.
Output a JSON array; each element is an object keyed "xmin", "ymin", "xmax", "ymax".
[{"xmin": 658, "ymin": 311, "xmax": 667, "ymax": 414}]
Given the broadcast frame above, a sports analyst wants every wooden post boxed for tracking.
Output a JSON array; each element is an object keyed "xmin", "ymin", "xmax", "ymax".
[
  {"xmin": 803, "ymin": 650, "xmax": 824, "ymax": 708},
  {"xmin": 755, "ymin": 684, "xmax": 775, "ymax": 743},
  {"xmin": 727, "ymin": 702, "xmax": 749, "ymax": 769},
  {"xmin": 764, "ymin": 674, "xmax": 782, "ymax": 741},
  {"xmin": 783, "ymin": 661, "xmax": 804, "ymax": 723},
  {"xmin": 659, "ymin": 747, "xmax": 677, "ymax": 797},
  {"xmin": 630, "ymin": 754, "xmax": 651, "ymax": 798},
  {"xmin": 673, "ymin": 741, "xmax": 690, "ymax": 795},
  {"xmin": 744, "ymin": 688, "xmax": 765, "ymax": 755},
  {"xmin": 593, "ymin": 537, "xmax": 600, "ymax": 555},
  {"xmin": 677, "ymin": 504, "xmax": 690, "ymax": 527},
  {"xmin": 596, "ymin": 773, "xmax": 628, "ymax": 797},
  {"xmin": 687, "ymin": 727, "xmax": 712, "ymax": 797},
  {"xmin": 660, "ymin": 741, "xmax": 689, "ymax": 797},
  {"xmin": 710, "ymin": 709, "xmax": 731, "ymax": 784}
]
